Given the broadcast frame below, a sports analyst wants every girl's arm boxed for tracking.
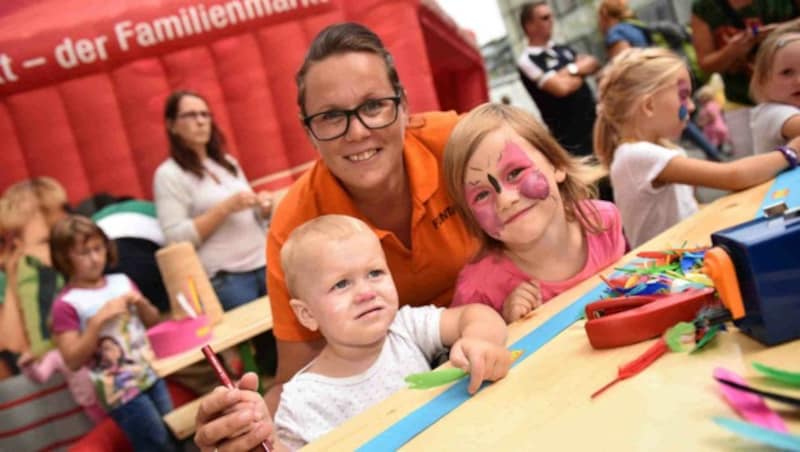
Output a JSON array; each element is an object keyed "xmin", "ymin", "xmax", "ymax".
[
  {"xmin": 53, "ymin": 295, "xmax": 130, "ymax": 371},
  {"xmin": 655, "ymin": 149, "xmax": 791, "ymax": 191},
  {"xmin": 439, "ymin": 304, "xmax": 511, "ymax": 394},
  {"xmin": 782, "ymin": 114, "xmax": 800, "ymax": 142},
  {"xmin": 129, "ymin": 292, "xmax": 161, "ymax": 327}
]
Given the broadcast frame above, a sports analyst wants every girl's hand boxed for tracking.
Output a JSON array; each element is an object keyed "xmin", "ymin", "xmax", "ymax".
[
  {"xmin": 449, "ymin": 338, "xmax": 513, "ymax": 394},
  {"xmin": 195, "ymin": 372, "xmax": 277, "ymax": 452},
  {"xmin": 223, "ymin": 191, "xmax": 258, "ymax": 215},
  {"xmin": 93, "ymin": 295, "xmax": 130, "ymax": 326},
  {"xmin": 125, "ymin": 291, "xmax": 147, "ymax": 308},
  {"xmin": 501, "ymin": 281, "xmax": 542, "ymax": 323}
]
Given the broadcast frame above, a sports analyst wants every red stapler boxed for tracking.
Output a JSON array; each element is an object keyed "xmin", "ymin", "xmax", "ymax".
[{"xmin": 585, "ymin": 288, "xmax": 716, "ymax": 349}]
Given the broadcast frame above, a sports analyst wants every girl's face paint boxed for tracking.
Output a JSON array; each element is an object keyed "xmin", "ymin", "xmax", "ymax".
[
  {"xmin": 677, "ymin": 79, "xmax": 691, "ymax": 121},
  {"xmin": 464, "ymin": 137, "xmax": 556, "ymax": 239}
]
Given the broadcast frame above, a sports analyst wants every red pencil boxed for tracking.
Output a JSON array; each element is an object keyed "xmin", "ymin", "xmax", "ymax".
[{"xmin": 201, "ymin": 345, "xmax": 272, "ymax": 452}]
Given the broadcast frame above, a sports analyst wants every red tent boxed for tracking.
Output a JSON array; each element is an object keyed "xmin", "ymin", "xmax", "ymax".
[{"xmin": 0, "ymin": 0, "xmax": 488, "ymax": 203}]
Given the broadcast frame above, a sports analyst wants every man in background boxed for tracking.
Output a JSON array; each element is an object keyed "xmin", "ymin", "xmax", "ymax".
[{"xmin": 517, "ymin": 1, "xmax": 599, "ymax": 156}]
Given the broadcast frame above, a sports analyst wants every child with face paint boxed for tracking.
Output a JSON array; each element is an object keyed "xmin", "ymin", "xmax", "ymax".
[
  {"xmin": 443, "ymin": 103, "xmax": 626, "ymax": 323},
  {"xmin": 594, "ymin": 47, "xmax": 796, "ymax": 248},
  {"xmin": 750, "ymin": 22, "xmax": 800, "ymax": 154}
]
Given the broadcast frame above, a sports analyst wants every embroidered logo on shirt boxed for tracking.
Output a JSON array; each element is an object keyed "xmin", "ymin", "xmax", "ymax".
[{"xmin": 432, "ymin": 206, "xmax": 456, "ymax": 229}]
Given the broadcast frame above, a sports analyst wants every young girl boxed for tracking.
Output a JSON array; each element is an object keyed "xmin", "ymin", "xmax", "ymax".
[
  {"xmin": 750, "ymin": 22, "xmax": 800, "ymax": 153},
  {"xmin": 49, "ymin": 215, "xmax": 176, "ymax": 451},
  {"xmin": 443, "ymin": 103, "xmax": 626, "ymax": 323},
  {"xmin": 594, "ymin": 47, "xmax": 796, "ymax": 248},
  {"xmin": 695, "ymin": 85, "xmax": 730, "ymax": 151}
]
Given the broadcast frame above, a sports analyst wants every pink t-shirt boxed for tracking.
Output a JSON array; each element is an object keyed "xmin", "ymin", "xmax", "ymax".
[{"xmin": 452, "ymin": 200, "xmax": 625, "ymax": 311}]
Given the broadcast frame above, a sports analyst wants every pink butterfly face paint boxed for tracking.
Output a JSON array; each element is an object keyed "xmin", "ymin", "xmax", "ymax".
[
  {"xmin": 464, "ymin": 140, "xmax": 550, "ymax": 238},
  {"xmin": 678, "ymin": 79, "xmax": 691, "ymax": 121}
]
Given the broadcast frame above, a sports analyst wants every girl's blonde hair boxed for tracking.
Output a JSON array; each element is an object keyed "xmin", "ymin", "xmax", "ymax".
[
  {"xmin": 750, "ymin": 22, "xmax": 800, "ymax": 104},
  {"xmin": 443, "ymin": 103, "xmax": 601, "ymax": 253},
  {"xmin": 594, "ymin": 47, "xmax": 686, "ymax": 166},
  {"xmin": 598, "ymin": 0, "xmax": 634, "ymax": 21}
]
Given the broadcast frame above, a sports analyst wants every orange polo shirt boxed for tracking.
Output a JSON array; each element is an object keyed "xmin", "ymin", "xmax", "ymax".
[{"xmin": 266, "ymin": 111, "xmax": 477, "ymax": 341}]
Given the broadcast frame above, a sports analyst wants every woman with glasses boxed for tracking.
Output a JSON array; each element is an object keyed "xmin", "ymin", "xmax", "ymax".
[
  {"xmin": 193, "ymin": 22, "xmax": 477, "ymax": 451},
  {"xmin": 153, "ymin": 90, "xmax": 274, "ymax": 315}
]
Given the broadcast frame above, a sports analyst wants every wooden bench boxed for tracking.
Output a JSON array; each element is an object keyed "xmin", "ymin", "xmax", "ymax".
[{"xmin": 164, "ymin": 395, "xmax": 207, "ymax": 440}]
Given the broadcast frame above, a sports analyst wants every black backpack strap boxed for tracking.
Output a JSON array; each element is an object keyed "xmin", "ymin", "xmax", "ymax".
[{"xmin": 714, "ymin": 0, "xmax": 746, "ymax": 29}]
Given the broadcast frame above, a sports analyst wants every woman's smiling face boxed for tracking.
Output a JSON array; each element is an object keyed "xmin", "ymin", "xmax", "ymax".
[{"xmin": 302, "ymin": 52, "xmax": 408, "ymax": 194}]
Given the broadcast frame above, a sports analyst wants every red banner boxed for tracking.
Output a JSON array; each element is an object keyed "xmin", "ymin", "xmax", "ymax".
[{"xmin": 0, "ymin": 0, "xmax": 336, "ymax": 96}]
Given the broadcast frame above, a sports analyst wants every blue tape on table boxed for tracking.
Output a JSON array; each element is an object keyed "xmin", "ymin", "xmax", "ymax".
[
  {"xmin": 356, "ymin": 284, "xmax": 608, "ymax": 451},
  {"xmin": 756, "ymin": 167, "xmax": 800, "ymax": 216}
]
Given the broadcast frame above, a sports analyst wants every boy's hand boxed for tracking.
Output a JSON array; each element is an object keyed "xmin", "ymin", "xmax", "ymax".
[
  {"xmin": 501, "ymin": 281, "xmax": 541, "ymax": 323},
  {"xmin": 449, "ymin": 338, "xmax": 513, "ymax": 395}
]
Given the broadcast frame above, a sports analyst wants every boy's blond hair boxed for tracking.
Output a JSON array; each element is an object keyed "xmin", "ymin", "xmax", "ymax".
[
  {"xmin": 0, "ymin": 195, "xmax": 35, "ymax": 239},
  {"xmin": 280, "ymin": 215, "xmax": 374, "ymax": 299},
  {"xmin": 594, "ymin": 47, "xmax": 685, "ymax": 167},
  {"xmin": 750, "ymin": 22, "xmax": 800, "ymax": 104},
  {"xmin": 443, "ymin": 103, "xmax": 601, "ymax": 254},
  {"xmin": 3, "ymin": 177, "xmax": 68, "ymax": 228}
]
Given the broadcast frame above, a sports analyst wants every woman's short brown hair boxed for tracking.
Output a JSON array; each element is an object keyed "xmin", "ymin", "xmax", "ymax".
[
  {"xmin": 295, "ymin": 22, "xmax": 405, "ymax": 116},
  {"xmin": 50, "ymin": 215, "xmax": 117, "ymax": 278}
]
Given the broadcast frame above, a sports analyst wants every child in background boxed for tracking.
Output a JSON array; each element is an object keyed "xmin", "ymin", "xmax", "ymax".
[
  {"xmin": 594, "ymin": 47, "xmax": 797, "ymax": 248},
  {"xmin": 251, "ymin": 215, "xmax": 510, "ymax": 450},
  {"xmin": 0, "ymin": 196, "xmax": 31, "ymax": 355},
  {"xmin": 17, "ymin": 349, "xmax": 106, "ymax": 423},
  {"xmin": 443, "ymin": 103, "xmax": 626, "ymax": 323},
  {"xmin": 695, "ymin": 85, "xmax": 730, "ymax": 152},
  {"xmin": 49, "ymin": 215, "xmax": 176, "ymax": 451},
  {"xmin": 750, "ymin": 22, "xmax": 800, "ymax": 153}
]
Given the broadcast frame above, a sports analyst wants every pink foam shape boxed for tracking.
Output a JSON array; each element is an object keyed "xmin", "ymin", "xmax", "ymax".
[
  {"xmin": 147, "ymin": 315, "xmax": 212, "ymax": 359},
  {"xmin": 714, "ymin": 367, "xmax": 788, "ymax": 433}
]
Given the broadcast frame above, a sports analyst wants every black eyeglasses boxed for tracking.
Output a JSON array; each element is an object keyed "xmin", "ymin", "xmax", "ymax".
[
  {"xmin": 303, "ymin": 96, "xmax": 401, "ymax": 141},
  {"xmin": 177, "ymin": 110, "xmax": 212, "ymax": 121}
]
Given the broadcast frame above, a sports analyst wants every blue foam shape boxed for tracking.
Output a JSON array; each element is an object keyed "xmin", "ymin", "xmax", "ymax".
[
  {"xmin": 713, "ymin": 417, "xmax": 800, "ymax": 451},
  {"xmin": 757, "ymin": 167, "xmax": 800, "ymax": 217},
  {"xmin": 356, "ymin": 284, "xmax": 608, "ymax": 451}
]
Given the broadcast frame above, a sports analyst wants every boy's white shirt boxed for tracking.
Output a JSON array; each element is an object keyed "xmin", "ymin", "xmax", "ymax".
[
  {"xmin": 610, "ymin": 141, "xmax": 699, "ymax": 248},
  {"xmin": 274, "ymin": 305, "xmax": 444, "ymax": 450},
  {"xmin": 750, "ymin": 102, "xmax": 800, "ymax": 153}
]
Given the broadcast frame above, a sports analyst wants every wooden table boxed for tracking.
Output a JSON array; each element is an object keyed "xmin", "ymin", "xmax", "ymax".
[
  {"xmin": 150, "ymin": 296, "xmax": 273, "ymax": 378},
  {"xmin": 307, "ymin": 181, "xmax": 800, "ymax": 451}
]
